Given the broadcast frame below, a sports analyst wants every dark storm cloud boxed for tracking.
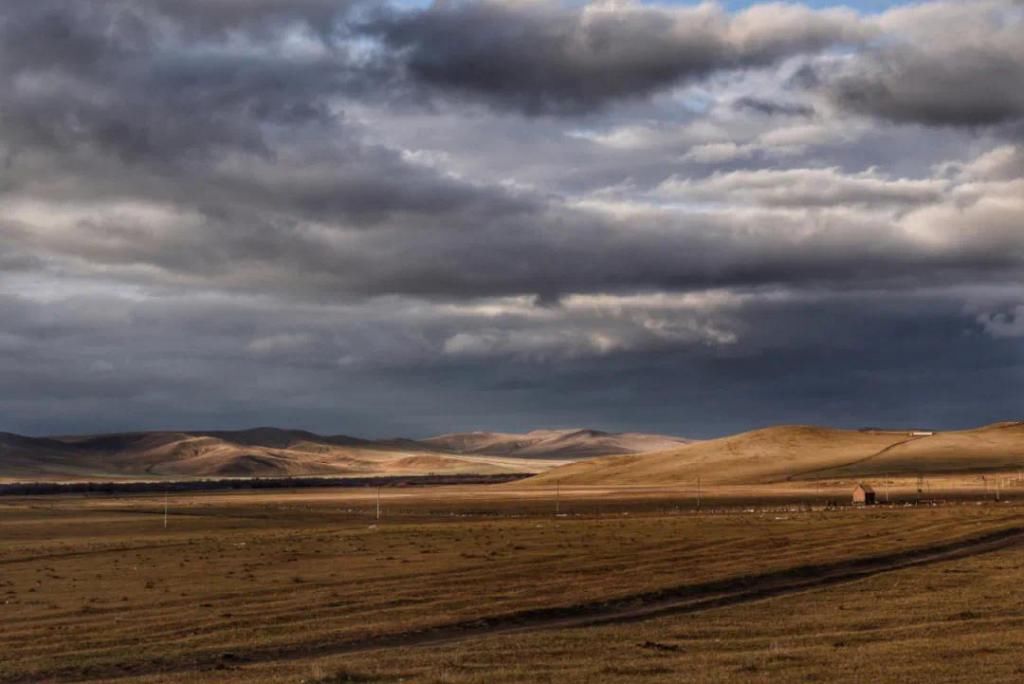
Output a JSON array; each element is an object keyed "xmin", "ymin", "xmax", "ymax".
[
  {"xmin": 825, "ymin": 1, "xmax": 1024, "ymax": 127},
  {"xmin": 0, "ymin": 2, "xmax": 388, "ymax": 166},
  {"xmin": 831, "ymin": 50, "xmax": 1024, "ymax": 126},
  {"xmin": 368, "ymin": 1, "xmax": 869, "ymax": 114},
  {"xmin": 1, "ymin": 287, "xmax": 1020, "ymax": 438}
]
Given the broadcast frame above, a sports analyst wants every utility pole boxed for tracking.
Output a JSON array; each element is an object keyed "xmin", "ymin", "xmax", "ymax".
[
  {"xmin": 555, "ymin": 480, "xmax": 560, "ymax": 516},
  {"xmin": 376, "ymin": 486, "xmax": 381, "ymax": 521},
  {"xmin": 163, "ymin": 490, "xmax": 168, "ymax": 529},
  {"xmin": 697, "ymin": 477, "xmax": 702, "ymax": 512}
]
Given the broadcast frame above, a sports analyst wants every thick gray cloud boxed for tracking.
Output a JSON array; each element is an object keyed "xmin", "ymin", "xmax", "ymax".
[
  {"xmin": 0, "ymin": 0, "xmax": 1022, "ymax": 438},
  {"xmin": 826, "ymin": 1, "xmax": 1024, "ymax": 126},
  {"xmin": 369, "ymin": 1, "xmax": 869, "ymax": 114},
  {"xmin": 0, "ymin": 1, "xmax": 385, "ymax": 166}
]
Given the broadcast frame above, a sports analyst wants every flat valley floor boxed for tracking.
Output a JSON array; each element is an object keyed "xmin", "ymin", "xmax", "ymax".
[{"xmin": 4, "ymin": 485, "xmax": 1024, "ymax": 682}]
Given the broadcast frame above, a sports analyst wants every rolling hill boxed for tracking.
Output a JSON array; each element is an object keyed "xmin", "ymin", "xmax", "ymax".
[
  {"xmin": 8, "ymin": 422, "xmax": 1022, "ymax": 484},
  {"xmin": 526, "ymin": 422, "xmax": 1024, "ymax": 486},
  {"xmin": 421, "ymin": 429, "xmax": 691, "ymax": 459},
  {"xmin": 0, "ymin": 426, "xmax": 690, "ymax": 481}
]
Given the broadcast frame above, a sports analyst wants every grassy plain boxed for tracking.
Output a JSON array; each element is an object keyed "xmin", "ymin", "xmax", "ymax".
[{"xmin": 3, "ymin": 485, "xmax": 1024, "ymax": 682}]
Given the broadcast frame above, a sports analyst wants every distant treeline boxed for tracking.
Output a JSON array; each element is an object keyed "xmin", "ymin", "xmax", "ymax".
[{"xmin": 0, "ymin": 473, "xmax": 531, "ymax": 496}]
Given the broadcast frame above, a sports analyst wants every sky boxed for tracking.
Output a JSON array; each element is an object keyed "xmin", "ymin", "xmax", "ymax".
[{"xmin": 0, "ymin": 0, "xmax": 1022, "ymax": 439}]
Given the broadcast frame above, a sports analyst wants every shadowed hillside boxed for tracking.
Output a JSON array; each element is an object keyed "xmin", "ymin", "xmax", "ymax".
[
  {"xmin": 0, "ymin": 427, "xmax": 688, "ymax": 481},
  {"xmin": 422, "ymin": 429, "xmax": 691, "ymax": 459},
  {"xmin": 0, "ymin": 430, "xmax": 518, "ymax": 481},
  {"xmin": 527, "ymin": 423, "xmax": 1024, "ymax": 486}
]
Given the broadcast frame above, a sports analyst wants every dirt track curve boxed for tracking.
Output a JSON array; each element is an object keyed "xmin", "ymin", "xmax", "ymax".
[{"xmin": 11, "ymin": 523, "xmax": 1024, "ymax": 683}]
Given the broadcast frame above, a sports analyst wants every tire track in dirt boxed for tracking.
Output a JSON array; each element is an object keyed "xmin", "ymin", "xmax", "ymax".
[{"xmin": 12, "ymin": 525, "xmax": 1024, "ymax": 683}]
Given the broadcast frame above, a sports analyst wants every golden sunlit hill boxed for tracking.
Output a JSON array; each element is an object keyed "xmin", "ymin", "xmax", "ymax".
[{"xmin": 526, "ymin": 422, "xmax": 1024, "ymax": 486}]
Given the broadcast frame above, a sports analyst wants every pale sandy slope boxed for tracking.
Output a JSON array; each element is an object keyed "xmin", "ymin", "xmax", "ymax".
[{"xmin": 526, "ymin": 423, "xmax": 1024, "ymax": 486}]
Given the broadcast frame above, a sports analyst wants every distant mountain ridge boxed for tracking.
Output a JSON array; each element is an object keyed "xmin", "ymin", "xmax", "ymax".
[{"xmin": 0, "ymin": 426, "xmax": 691, "ymax": 481}]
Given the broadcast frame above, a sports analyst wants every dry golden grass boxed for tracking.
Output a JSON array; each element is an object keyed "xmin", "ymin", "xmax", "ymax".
[
  {"xmin": 311, "ymin": 537, "xmax": 1024, "ymax": 683},
  {"xmin": 528, "ymin": 422, "xmax": 1024, "ymax": 486},
  {"xmin": 820, "ymin": 421, "xmax": 1024, "ymax": 479},
  {"xmin": 3, "ymin": 485, "xmax": 1024, "ymax": 682}
]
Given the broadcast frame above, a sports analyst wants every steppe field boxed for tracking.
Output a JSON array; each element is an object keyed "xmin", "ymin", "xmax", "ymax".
[{"xmin": 5, "ymin": 483, "xmax": 1024, "ymax": 683}]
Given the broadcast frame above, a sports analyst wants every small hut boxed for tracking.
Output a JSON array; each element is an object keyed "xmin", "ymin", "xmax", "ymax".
[{"xmin": 852, "ymin": 483, "xmax": 876, "ymax": 506}]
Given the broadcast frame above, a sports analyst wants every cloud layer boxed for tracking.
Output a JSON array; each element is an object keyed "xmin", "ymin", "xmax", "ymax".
[
  {"xmin": 1, "ymin": 0, "xmax": 1022, "ymax": 437},
  {"xmin": 370, "ymin": 1, "xmax": 870, "ymax": 114}
]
